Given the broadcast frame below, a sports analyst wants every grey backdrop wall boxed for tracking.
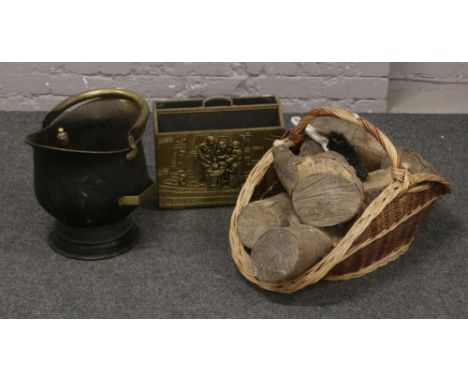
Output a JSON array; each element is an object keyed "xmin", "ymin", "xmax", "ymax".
[
  {"xmin": 390, "ymin": 62, "xmax": 468, "ymax": 83},
  {"xmin": 0, "ymin": 62, "xmax": 467, "ymax": 113},
  {"xmin": 388, "ymin": 63, "xmax": 468, "ymax": 113},
  {"xmin": 0, "ymin": 62, "xmax": 389, "ymax": 113}
]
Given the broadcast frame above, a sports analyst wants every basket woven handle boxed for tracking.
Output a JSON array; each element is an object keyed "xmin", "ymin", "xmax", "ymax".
[{"xmin": 287, "ymin": 107, "xmax": 401, "ymax": 169}]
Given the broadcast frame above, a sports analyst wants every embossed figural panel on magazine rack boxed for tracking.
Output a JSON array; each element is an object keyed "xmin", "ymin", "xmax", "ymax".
[{"xmin": 153, "ymin": 96, "xmax": 285, "ymax": 208}]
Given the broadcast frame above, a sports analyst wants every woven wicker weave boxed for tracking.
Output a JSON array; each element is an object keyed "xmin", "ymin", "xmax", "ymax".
[{"xmin": 229, "ymin": 107, "xmax": 451, "ymax": 293}]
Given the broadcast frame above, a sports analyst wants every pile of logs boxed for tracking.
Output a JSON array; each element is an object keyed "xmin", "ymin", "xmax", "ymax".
[{"xmin": 237, "ymin": 116, "xmax": 437, "ymax": 283}]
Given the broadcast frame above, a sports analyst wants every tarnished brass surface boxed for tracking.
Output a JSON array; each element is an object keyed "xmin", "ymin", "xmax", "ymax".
[
  {"xmin": 153, "ymin": 96, "xmax": 285, "ymax": 208},
  {"xmin": 118, "ymin": 184, "xmax": 157, "ymax": 206}
]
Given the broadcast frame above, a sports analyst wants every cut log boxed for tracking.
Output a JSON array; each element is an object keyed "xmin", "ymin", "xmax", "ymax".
[
  {"xmin": 272, "ymin": 142, "xmax": 302, "ymax": 195},
  {"xmin": 322, "ymin": 223, "xmax": 349, "ymax": 245},
  {"xmin": 299, "ymin": 136, "xmax": 323, "ymax": 157},
  {"xmin": 292, "ymin": 173, "xmax": 363, "ymax": 227},
  {"xmin": 237, "ymin": 192, "xmax": 301, "ymax": 249},
  {"xmin": 382, "ymin": 147, "xmax": 437, "ymax": 175},
  {"xmin": 363, "ymin": 167, "xmax": 393, "ymax": 204},
  {"xmin": 273, "ymin": 142, "xmax": 364, "ymax": 227},
  {"xmin": 312, "ymin": 116, "xmax": 387, "ymax": 171},
  {"xmin": 251, "ymin": 225, "xmax": 334, "ymax": 282}
]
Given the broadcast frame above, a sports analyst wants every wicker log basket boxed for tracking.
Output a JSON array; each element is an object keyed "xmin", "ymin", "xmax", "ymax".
[{"xmin": 229, "ymin": 107, "xmax": 451, "ymax": 293}]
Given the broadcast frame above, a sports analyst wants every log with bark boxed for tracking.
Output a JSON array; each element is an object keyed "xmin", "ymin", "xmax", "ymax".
[
  {"xmin": 363, "ymin": 167, "xmax": 393, "ymax": 204},
  {"xmin": 382, "ymin": 147, "xmax": 437, "ymax": 175},
  {"xmin": 299, "ymin": 136, "xmax": 323, "ymax": 157},
  {"xmin": 273, "ymin": 141, "xmax": 364, "ymax": 227},
  {"xmin": 251, "ymin": 225, "xmax": 334, "ymax": 282},
  {"xmin": 237, "ymin": 192, "xmax": 301, "ymax": 249},
  {"xmin": 312, "ymin": 116, "xmax": 387, "ymax": 171}
]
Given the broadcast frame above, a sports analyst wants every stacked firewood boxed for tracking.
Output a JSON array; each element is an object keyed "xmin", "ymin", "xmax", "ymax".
[{"xmin": 237, "ymin": 116, "xmax": 437, "ymax": 283}]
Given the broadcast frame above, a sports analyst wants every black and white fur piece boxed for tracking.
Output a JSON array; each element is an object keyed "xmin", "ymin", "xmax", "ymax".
[{"xmin": 327, "ymin": 131, "xmax": 369, "ymax": 181}]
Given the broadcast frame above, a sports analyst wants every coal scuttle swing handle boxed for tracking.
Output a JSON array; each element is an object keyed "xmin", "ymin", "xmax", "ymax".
[{"xmin": 42, "ymin": 87, "xmax": 149, "ymax": 161}]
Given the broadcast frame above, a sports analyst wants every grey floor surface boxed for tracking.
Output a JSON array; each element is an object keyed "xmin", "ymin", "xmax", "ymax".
[{"xmin": 0, "ymin": 112, "xmax": 466, "ymax": 318}]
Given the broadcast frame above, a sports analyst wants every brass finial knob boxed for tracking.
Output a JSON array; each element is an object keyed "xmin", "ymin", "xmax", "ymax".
[{"xmin": 56, "ymin": 127, "xmax": 70, "ymax": 147}]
